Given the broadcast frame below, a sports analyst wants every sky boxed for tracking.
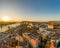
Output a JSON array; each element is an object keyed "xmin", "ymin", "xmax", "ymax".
[{"xmin": 0, "ymin": 0, "xmax": 60, "ymax": 22}]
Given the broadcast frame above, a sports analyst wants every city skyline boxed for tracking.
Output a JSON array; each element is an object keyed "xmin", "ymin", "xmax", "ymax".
[{"xmin": 0, "ymin": 0, "xmax": 60, "ymax": 22}]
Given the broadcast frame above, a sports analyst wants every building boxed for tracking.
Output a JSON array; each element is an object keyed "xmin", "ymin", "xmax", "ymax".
[
  {"xmin": 54, "ymin": 24, "xmax": 60, "ymax": 29},
  {"xmin": 48, "ymin": 24, "xmax": 53, "ymax": 29}
]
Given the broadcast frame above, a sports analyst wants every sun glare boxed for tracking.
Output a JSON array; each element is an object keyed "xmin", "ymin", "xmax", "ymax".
[{"xmin": 2, "ymin": 16, "xmax": 10, "ymax": 21}]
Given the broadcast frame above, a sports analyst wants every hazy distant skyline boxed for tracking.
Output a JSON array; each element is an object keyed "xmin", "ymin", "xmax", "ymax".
[{"xmin": 0, "ymin": 0, "xmax": 60, "ymax": 21}]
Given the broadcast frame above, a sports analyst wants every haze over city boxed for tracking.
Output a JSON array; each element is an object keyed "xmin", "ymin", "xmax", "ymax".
[
  {"xmin": 0, "ymin": 0, "xmax": 60, "ymax": 48},
  {"xmin": 0, "ymin": 0, "xmax": 60, "ymax": 22}
]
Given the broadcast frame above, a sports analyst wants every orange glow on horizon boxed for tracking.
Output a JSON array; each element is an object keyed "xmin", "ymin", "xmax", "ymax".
[
  {"xmin": 1, "ymin": 16, "xmax": 10, "ymax": 22},
  {"xmin": 0, "ymin": 16, "xmax": 21, "ymax": 22}
]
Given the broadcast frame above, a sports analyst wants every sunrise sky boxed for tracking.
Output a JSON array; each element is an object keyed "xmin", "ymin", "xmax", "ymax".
[{"xmin": 0, "ymin": 0, "xmax": 60, "ymax": 22}]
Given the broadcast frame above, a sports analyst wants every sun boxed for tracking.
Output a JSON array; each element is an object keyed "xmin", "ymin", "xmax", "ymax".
[{"xmin": 2, "ymin": 16, "xmax": 10, "ymax": 21}]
